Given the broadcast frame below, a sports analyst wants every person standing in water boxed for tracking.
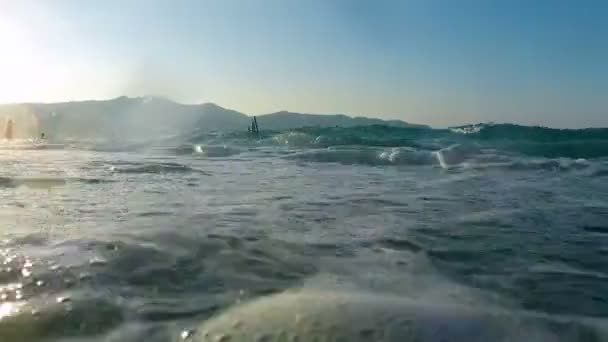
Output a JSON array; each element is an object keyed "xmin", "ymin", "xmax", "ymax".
[
  {"xmin": 4, "ymin": 119, "xmax": 13, "ymax": 140},
  {"xmin": 253, "ymin": 116, "xmax": 259, "ymax": 133},
  {"xmin": 248, "ymin": 116, "xmax": 260, "ymax": 137}
]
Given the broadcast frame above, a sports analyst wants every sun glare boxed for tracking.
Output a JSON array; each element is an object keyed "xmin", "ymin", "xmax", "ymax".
[{"xmin": 0, "ymin": 12, "xmax": 59, "ymax": 104}]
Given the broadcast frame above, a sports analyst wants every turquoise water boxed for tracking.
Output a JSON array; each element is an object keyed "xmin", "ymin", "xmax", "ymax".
[{"xmin": 0, "ymin": 124, "xmax": 607, "ymax": 341}]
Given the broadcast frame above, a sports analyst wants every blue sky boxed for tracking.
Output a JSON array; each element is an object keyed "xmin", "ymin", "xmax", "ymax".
[{"xmin": 1, "ymin": 0, "xmax": 606, "ymax": 127}]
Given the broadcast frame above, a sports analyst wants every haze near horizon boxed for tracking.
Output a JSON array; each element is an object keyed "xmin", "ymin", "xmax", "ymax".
[{"xmin": 0, "ymin": 0, "xmax": 606, "ymax": 128}]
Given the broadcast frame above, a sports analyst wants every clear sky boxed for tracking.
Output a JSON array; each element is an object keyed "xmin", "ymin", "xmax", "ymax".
[{"xmin": 0, "ymin": 0, "xmax": 606, "ymax": 128}]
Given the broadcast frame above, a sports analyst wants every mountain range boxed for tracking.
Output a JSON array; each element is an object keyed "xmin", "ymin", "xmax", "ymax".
[{"xmin": 0, "ymin": 96, "xmax": 428, "ymax": 139}]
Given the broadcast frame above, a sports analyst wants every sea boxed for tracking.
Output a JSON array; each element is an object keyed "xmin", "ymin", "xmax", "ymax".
[{"xmin": 0, "ymin": 124, "xmax": 607, "ymax": 341}]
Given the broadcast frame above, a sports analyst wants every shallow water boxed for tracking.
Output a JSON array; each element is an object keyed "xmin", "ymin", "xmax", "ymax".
[{"xmin": 0, "ymin": 128, "xmax": 607, "ymax": 341}]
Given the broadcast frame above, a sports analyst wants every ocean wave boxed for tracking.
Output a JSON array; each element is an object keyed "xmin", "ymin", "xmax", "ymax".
[
  {"xmin": 20, "ymin": 122, "xmax": 608, "ymax": 160},
  {"xmin": 452, "ymin": 157, "xmax": 599, "ymax": 173},
  {"xmin": 195, "ymin": 289, "xmax": 608, "ymax": 342},
  {"xmin": 380, "ymin": 147, "xmax": 438, "ymax": 165},
  {"xmin": 272, "ymin": 131, "xmax": 316, "ymax": 147},
  {"xmin": 170, "ymin": 144, "xmax": 241, "ymax": 157},
  {"xmin": 282, "ymin": 143, "xmax": 608, "ymax": 174},
  {"xmin": 41, "ymin": 123, "xmax": 608, "ymax": 160},
  {"xmin": 285, "ymin": 147, "xmax": 437, "ymax": 166},
  {"xmin": 87, "ymin": 142, "xmax": 152, "ymax": 153},
  {"xmin": 193, "ymin": 144, "xmax": 242, "ymax": 157},
  {"xmin": 592, "ymin": 168, "xmax": 608, "ymax": 177},
  {"xmin": 0, "ymin": 297, "xmax": 124, "ymax": 341},
  {"xmin": 506, "ymin": 158, "xmax": 591, "ymax": 171},
  {"xmin": 270, "ymin": 124, "xmax": 608, "ymax": 159},
  {"xmin": 270, "ymin": 126, "xmax": 434, "ymax": 148},
  {"xmin": 110, "ymin": 162, "xmax": 210, "ymax": 175},
  {"xmin": 284, "ymin": 144, "xmax": 508, "ymax": 169},
  {"xmin": 0, "ymin": 176, "xmax": 113, "ymax": 189},
  {"xmin": 447, "ymin": 124, "xmax": 608, "ymax": 158},
  {"xmin": 0, "ymin": 140, "xmax": 65, "ymax": 150},
  {"xmin": 457, "ymin": 123, "xmax": 608, "ymax": 141},
  {"xmin": 495, "ymin": 140, "xmax": 608, "ymax": 159},
  {"xmin": 168, "ymin": 145, "xmax": 198, "ymax": 155},
  {"xmin": 435, "ymin": 144, "xmax": 481, "ymax": 168}
]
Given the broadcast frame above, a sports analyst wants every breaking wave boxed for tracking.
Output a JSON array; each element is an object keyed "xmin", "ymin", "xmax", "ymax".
[
  {"xmin": 270, "ymin": 124, "xmax": 608, "ymax": 159},
  {"xmin": 48, "ymin": 123, "xmax": 608, "ymax": 161},
  {"xmin": 285, "ymin": 147, "xmax": 437, "ymax": 166},
  {"xmin": 284, "ymin": 144, "xmax": 495, "ymax": 169},
  {"xmin": 282, "ymin": 143, "xmax": 608, "ymax": 174},
  {"xmin": 452, "ymin": 123, "xmax": 608, "ymax": 159},
  {"xmin": 454, "ymin": 123, "xmax": 608, "ymax": 141},
  {"xmin": 180, "ymin": 124, "xmax": 608, "ymax": 161}
]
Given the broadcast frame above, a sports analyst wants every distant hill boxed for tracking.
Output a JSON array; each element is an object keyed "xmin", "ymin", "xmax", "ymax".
[
  {"xmin": 0, "ymin": 96, "xmax": 427, "ymax": 139},
  {"xmin": 257, "ymin": 111, "xmax": 427, "ymax": 130}
]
